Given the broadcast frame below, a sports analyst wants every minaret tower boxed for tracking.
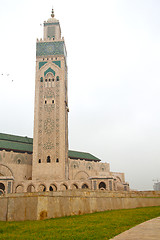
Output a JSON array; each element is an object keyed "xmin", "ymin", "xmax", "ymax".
[{"xmin": 32, "ymin": 9, "xmax": 69, "ymax": 181}]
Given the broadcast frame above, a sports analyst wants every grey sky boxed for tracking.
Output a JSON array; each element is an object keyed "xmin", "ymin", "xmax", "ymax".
[{"xmin": 0, "ymin": 0, "xmax": 160, "ymax": 190}]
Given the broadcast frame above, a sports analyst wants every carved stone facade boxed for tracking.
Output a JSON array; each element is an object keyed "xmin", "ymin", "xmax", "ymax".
[
  {"xmin": 0, "ymin": 144, "xmax": 128, "ymax": 194},
  {"xmin": 32, "ymin": 10, "xmax": 68, "ymax": 182},
  {"xmin": 0, "ymin": 10, "xmax": 129, "ymax": 195}
]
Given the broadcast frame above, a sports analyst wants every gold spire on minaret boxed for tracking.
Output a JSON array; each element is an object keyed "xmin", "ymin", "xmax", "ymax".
[{"xmin": 51, "ymin": 8, "xmax": 54, "ymax": 18}]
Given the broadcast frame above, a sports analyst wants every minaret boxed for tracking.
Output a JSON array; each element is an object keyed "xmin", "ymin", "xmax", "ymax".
[{"xmin": 32, "ymin": 9, "xmax": 69, "ymax": 181}]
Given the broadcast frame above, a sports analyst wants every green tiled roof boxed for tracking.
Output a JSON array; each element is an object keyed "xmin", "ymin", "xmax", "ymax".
[
  {"xmin": 68, "ymin": 150, "xmax": 100, "ymax": 162},
  {"xmin": 0, "ymin": 133, "xmax": 33, "ymax": 144},
  {"xmin": 0, "ymin": 133, "xmax": 33, "ymax": 153},
  {"xmin": 0, "ymin": 133, "xmax": 101, "ymax": 161}
]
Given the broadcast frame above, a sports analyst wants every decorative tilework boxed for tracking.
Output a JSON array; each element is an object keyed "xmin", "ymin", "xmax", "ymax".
[
  {"xmin": 44, "ymin": 67, "xmax": 55, "ymax": 76},
  {"xmin": 53, "ymin": 61, "xmax": 61, "ymax": 68},
  {"xmin": 39, "ymin": 62, "xmax": 47, "ymax": 69},
  {"xmin": 44, "ymin": 119, "xmax": 54, "ymax": 134},
  {"xmin": 38, "ymin": 84, "xmax": 43, "ymax": 160},
  {"xmin": 44, "ymin": 89, "xmax": 54, "ymax": 98},
  {"xmin": 43, "ymin": 141, "xmax": 54, "ymax": 150},
  {"xmin": 56, "ymin": 82, "xmax": 60, "ymax": 157},
  {"xmin": 44, "ymin": 105, "xmax": 55, "ymax": 113},
  {"xmin": 36, "ymin": 42, "xmax": 65, "ymax": 57},
  {"xmin": 44, "ymin": 22, "xmax": 59, "ymax": 26}
]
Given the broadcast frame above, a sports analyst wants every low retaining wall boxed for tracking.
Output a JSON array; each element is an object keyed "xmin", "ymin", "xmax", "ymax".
[{"xmin": 0, "ymin": 190, "xmax": 160, "ymax": 221}]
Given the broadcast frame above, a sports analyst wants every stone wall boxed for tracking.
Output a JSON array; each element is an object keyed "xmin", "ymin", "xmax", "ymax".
[
  {"xmin": 0, "ymin": 150, "xmax": 32, "ymax": 182},
  {"xmin": 1, "ymin": 190, "xmax": 160, "ymax": 221}
]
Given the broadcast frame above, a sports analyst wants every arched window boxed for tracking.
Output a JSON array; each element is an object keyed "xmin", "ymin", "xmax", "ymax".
[
  {"xmin": 0, "ymin": 183, "xmax": 5, "ymax": 194},
  {"xmin": 99, "ymin": 182, "xmax": 106, "ymax": 190},
  {"xmin": 72, "ymin": 184, "xmax": 78, "ymax": 189},
  {"xmin": 56, "ymin": 76, "xmax": 59, "ymax": 81},
  {"xmin": 47, "ymin": 156, "xmax": 51, "ymax": 163},
  {"xmin": 27, "ymin": 184, "xmax": 35, "ymax": 193},
  {"xmin": 15, "ymin": 185, "xmax": 24, "ymax": 193},
  {"xmin": 17, "ymin": 159, "xmax": 21, "ymax": 164},
  {"xmin": 56, "ymin": 158, "xmax": 59, "ymax": 163},
  {"xmin": 49, "ymin": 184, "xmax": 57, "ymax": 191},
  {"xmin": 60, "ymin": 184, "xmax": 68, "ymax": 191},
  {"xmin": 82, "ymin": 184, "xmax": 89, "ymax": 189},
  {"xmin": 38, "ymin": 184, "xmax": 46, "ymax": 192},
  {"xmin": 38, "ymin": 159, "xmax": 41, "ymax": 163}
]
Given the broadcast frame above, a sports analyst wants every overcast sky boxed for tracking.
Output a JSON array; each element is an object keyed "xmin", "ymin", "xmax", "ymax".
[{"xmin": 0, "ymin": 0, "xmax": 160, "ymax": 191}]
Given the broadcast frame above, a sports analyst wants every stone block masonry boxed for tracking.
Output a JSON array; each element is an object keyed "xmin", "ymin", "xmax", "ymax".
[{"xmin": 0, "ymin": 190, "xmax": 160, "ymax": 221}]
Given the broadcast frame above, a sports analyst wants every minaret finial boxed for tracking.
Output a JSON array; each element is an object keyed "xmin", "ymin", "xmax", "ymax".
[{"xmin": 51, "ymin": 8, "xmax": 54, "ymax": 18}]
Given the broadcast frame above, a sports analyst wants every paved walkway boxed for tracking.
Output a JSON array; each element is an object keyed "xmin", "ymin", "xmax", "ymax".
[{"xmin": 110, "ymin": 217, "xmax": 160, "ymax": 240}]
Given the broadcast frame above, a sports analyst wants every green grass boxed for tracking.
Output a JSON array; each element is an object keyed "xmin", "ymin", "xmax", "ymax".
[{"xmin": 0, "ymin": 206, "xmax": 160, "ymax": 240}]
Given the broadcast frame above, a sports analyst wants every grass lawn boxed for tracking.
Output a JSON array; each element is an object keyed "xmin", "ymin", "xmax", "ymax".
[{"xmin": 0, "ymin": 206, "xmax": 160, "ymax": 240}]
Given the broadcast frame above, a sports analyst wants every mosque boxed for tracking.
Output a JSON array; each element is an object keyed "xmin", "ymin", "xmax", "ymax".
[{"xmin": 0, "ymin": 9, "xmax": 129, "ymax": 195}]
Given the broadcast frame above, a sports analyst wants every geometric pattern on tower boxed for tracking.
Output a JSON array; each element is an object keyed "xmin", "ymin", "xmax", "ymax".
[
  {"xmin": 39, "ymin": 62, "xmax": 47, "ymax": 69},
  {"xmin": 53, "ymin": 61, "xmax": 61, "ymax": 68},
  {"xmin": 39, "ymin": 61, "xmax": 61, "ymax": 69},
  {"xmin": 36, "ymin": 42, "xmax": 64, "ymax": 56}
]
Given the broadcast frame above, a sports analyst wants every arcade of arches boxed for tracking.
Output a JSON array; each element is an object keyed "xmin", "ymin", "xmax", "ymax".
[{"xmin": 10, "ymin": 178, "xmax": 128, "ymax": 194}]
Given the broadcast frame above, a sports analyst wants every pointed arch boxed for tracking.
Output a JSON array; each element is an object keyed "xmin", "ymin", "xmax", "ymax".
[
  {"xmin": 27, "ymin": 184, "xmax": 35, "ymax": 193},
  {"xmin": 44, "ymin": 67, "xmax": 55, "ymax": 76},
  {"xmin": 71, "ymin": 183, "xmax": 79, "ymax": 190},
  {"xmin": 60, "ymin": 183, "xmax": 68, "ymax": 191},
  {"xmin": 15, "ymin": 184, "xmax": 24, "ymax": 193},
  {"xmin": 49, "ymin": 184, "xmax": 57, "ymax": 192},
  {"xmin": 99, "ymin": 182, "xmax": 106, "ymax": 190},
  {"xmin": 38, "ymin": 184, "xmax": 46, "ymax": 192},
  {"xmin": 74, "ymin": 171, "xmax": 89, "ymax": 180},
  {"xmin": 0, "ymin": 164, "xmax": 14, "ymax": 178},
  {"xmin": 82, "ymin": 183, "xmax": 89, "ymax": 189}
]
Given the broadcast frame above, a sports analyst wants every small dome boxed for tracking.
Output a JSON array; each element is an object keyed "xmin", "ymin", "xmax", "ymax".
[{"xmin": 47, "ymin": 17, "xmax": 59, "ymax": 23}]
